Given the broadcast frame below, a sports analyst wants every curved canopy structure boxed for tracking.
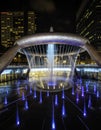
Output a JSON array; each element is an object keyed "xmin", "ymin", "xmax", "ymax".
[
  {"xmin": 15, "ymin": 33, "xmax": 88, "ymax": 47},
  {"xmin": 0, "ymin": 32, "xmax": 101, "ymax": 73}
]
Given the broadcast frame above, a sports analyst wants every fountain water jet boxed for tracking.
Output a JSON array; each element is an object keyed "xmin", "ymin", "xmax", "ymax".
[
  {"xmin": 19, "ymin": 28, "xmax": 85, "ymax": 92},
  {"xmin": 47, "ymin": 43, "xmax": 56, "ymax": 87}
]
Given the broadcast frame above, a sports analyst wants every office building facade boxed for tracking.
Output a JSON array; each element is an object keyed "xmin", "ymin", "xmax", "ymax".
[
  {"xmin": 0, "ymin": 11, "xmax": 36, "ymax": 48},
  {"xmin": 76, "ymin": 0, "xmax": 101, "ymax": 51}
]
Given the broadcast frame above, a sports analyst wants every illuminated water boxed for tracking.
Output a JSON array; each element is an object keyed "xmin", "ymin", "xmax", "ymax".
[{"xmin": 0, "ymin": 79, "xmax": 101, "ymax": 130}]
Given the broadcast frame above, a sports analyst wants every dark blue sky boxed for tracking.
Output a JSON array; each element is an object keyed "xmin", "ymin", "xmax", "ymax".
[{"xmin": 0, "ymin": 0, "xmax": 82, "ymax": 33}]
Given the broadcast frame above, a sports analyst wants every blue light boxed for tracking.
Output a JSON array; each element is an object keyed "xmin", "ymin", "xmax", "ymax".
[
  {"xmin": 30, "ymin": 87, "xmax": 32, "ymax": 94},
  {"xmin": 55, "ymin": 95, "xmax": 58, "ymax": 106},
  {"xmin": 94, "ymin": 84, "xmax": 96, "ymax": 93},
  {"xmin": 16, "ymin": 107, "xmax": 20, "ymax": 126},
  {"xmin": 62, "ymin": 88, "xmax": 65, "ymax": 99},
  {"xmin": 17, "ymin": 120, "xmax": 20, "ymax": 125},
  {"xmin": 33, "ymin": 89, "xmax": 37, "ymax": 99},
  {"xmin": 52, "ymin": 120, "xmax": 55, "ymax": 129},
  {"xmin": 47, "ymin": 91, "xmax": 49, "ymax": 97},
  {"xmin": 62, "ymin": 100, "xmax": 66, "ymax": 117},
  {"xmin": 4, "ymin": 96, "xmax": 8, "ymax": 105},
  {"xmin": 96, "ymin": 90, "xmax": 100, "ymax": 98},
  {"xmin": 52, "ymin": 96, "xmax": 55, "ymax": 130},
  {"xmin": 86, "ymin": 83, "xmax": 88, "ymax": 92},
  {"xmin": 1, "ymin": 69, "xmax": 12, "ymax": 74},
  {"xmin": 6, "ymin": 89, "xmax": 8, "ymax": 94},
  {"xmin": 83, "ymin": 112, "xmax": 86, "ymax": 117},
  {"xmin": 83, "ymin": 99, "xmax": 87, "ymax": 117},
  {"xmin": 24, "ymin": 99, "xmax": 29, "ymax": 110},
  {"xmin": 88, "ymin": 95, "xmax": 92, "ymax": 108},
  {"xmin": 39, "ymin": 91, "xmax": 42, "ymax": 104},
  {"xmin": 22, "ymin": 92, "xmax": 25, "ymax": 101},
  {"xmin": 48, "ymin": 81, "xmax": 56, "ymax": 86},
  {"xmin": 72, "ymin": 86, "xmax": 75, "ymax": 95},
  {"xmin": 76, "ymin": 92, "xmax": 79, "ymax": 103},
  {"xmin": 81, "ymin": 86, "xmax": 84, "ymax": 97}
]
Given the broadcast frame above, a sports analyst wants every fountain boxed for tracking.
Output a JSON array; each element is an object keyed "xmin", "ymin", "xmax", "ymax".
[{"xmin": 18, "ymin": 27, "xmax": 85, "ymax": 92}]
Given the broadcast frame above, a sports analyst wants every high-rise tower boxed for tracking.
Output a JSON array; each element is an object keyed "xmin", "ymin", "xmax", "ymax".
[
  {"xmin": 0, "ymin": 11, "xmax": 36, "ymax": 48},
  {"xmin": 76, "ymin": 0, "xmax": 101, "ymax": 51}
]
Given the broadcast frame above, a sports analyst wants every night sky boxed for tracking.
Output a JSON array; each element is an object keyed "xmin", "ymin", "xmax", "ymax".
[{"xmin": 0, "ymin": 0, "xmax": 83, "ymax": 33}]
